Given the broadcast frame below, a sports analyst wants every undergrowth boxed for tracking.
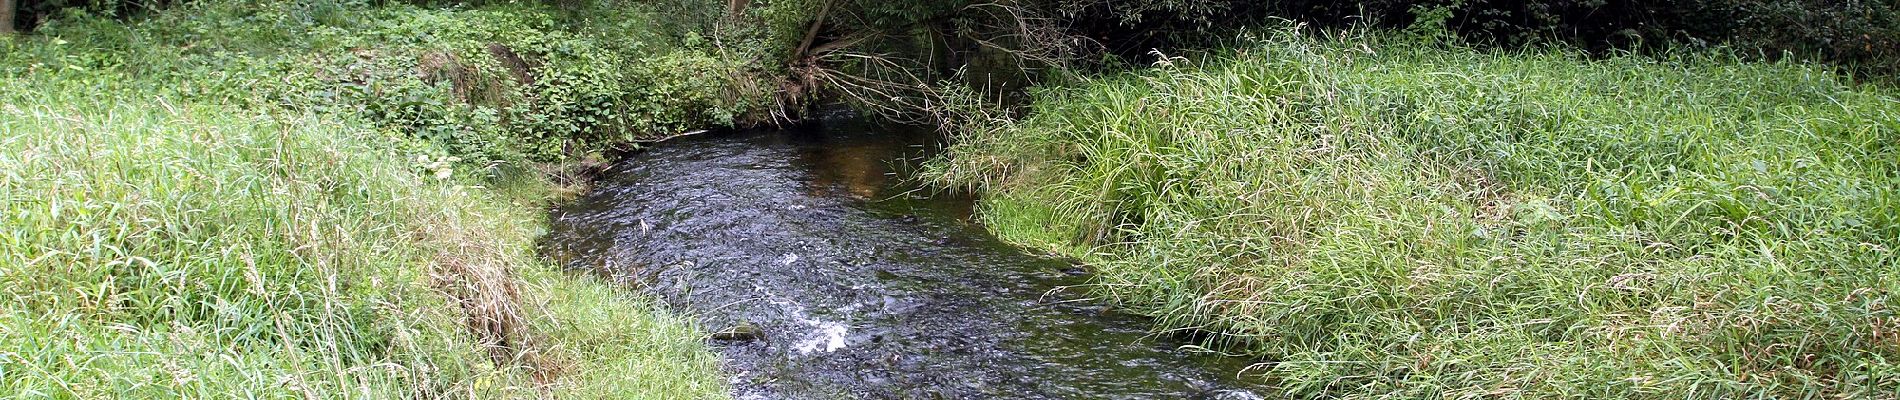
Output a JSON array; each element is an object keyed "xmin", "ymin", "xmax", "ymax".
[
  {"xmin": 1, "ymin": 0, "xmax": 736, "ymax": 398},
  {"xmin": 930, "ymin": 30, "xmax": 1900, "ymax": 398},
  {"xmin": 19, "ymin": 0, "xmax": 761, "ymax": 167}
]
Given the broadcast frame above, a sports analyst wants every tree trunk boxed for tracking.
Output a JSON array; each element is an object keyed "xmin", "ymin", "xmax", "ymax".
[
  {"xmin": 792, "ymin": 0, "xmax": 833, "ymax": 61},
  {"xmin": 1, "ymin": 0, "xmax": 16, "ymax": 35},
  {"xmin": 726, "ymin": 0, "xmax": 750, "ymax": 18}
]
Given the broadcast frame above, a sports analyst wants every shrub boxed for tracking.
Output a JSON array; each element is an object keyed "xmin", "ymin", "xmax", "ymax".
[
  {"xmin": 1250, "ymin": 0, "xmax": 1900, "ymax": 76},
  {"xmin": 22, "ymin": 0, "xmax": 761, "ymax": 168}
]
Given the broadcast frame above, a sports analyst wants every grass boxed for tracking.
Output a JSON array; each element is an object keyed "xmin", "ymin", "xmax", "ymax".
[
  {"xmin": 929, "ymin": 30, "xmax": 1900, "ymax": 398},
  {"xmin": 0, "ymin": 2, "xmax": 731, "ymax": 398},
  {"xmin": 13, "ymin": 0, "xmax": 757, "ymax": 165}
]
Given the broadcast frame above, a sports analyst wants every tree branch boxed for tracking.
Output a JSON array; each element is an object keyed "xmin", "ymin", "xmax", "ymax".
[{"xmin": 792, "ymin": 0, "xmax": 835, "ymax": 62}]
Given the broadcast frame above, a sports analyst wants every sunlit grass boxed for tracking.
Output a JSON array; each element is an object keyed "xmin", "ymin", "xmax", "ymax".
[{"xmin": 931, "ymin": 31, "xmax": 1900, "ymax": 398}]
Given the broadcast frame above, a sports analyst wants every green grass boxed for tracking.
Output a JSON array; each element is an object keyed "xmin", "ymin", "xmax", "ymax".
[
  {"xmin": 0, "ymin": 2, "xmax": 731, "ymax": 399},
  {"xmin": 13, "ymin": 0, "xmax": 756, "ymax": 165},
  {"xmin": 930, "ymin": 31, "xmax": 1900, "ymax": 398}
]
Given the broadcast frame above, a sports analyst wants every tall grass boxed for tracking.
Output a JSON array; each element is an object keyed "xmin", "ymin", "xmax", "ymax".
[
  {"xmin": 0, "ymin": 3, "xmax": 729, "ymax": 398},
  {"xmin": 930, "ymin": 31, "xmax": 1900, "ymax": 398}
]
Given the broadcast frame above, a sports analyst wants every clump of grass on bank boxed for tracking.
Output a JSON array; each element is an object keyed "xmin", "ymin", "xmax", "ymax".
[
  {"xmin": 930, "ymin": 31, "xmax": 1899, "ymax": 398},
  {"xmin": 1, "ymin": 2, "xmax": 732, "ymax": 398},
  {"xmin": 0, "ymin": 51, "xmax": 727, "ymax": 400}
]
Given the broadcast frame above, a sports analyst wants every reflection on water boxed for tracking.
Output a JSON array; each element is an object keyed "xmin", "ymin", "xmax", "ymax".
[
  {"xmin": 543, "ymin": 117, "xmax": 1266, "ymax": 399},
  {"xmin": 803, "ymin": 141, "xmax": 894, "ymax": 199}
]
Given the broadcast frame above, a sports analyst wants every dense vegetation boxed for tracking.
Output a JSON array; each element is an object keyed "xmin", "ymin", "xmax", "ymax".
[
  {"xmin": 929, "ymin": 30, "xmax": 1899, "ymax": 398},
  {"xmin": 0, "ymin": 1, "xmax": 739, "ymax": 397},
  {"xmin": 1045, "ymin": 0, "xmax": 1900, "ymax": 78},
  {"xmin": 5, "ymin": 0, "xmax": 1899, "ymax": 398}
]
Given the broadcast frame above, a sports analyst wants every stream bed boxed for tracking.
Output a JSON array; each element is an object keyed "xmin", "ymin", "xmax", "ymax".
[{"xmin": 543, "ymin": 117, "xmax": 1267, "ymax": 399}]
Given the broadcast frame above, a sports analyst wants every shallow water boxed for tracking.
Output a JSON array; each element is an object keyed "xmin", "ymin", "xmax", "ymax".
[{"xmin": 543, "ymin": 117, "xmax": 1266, "ymax": 399}]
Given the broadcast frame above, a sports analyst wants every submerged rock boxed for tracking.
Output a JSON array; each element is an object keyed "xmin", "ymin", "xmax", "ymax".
[
  {"xmin": 1190, "ymin": 379, "xmax": 1266, "ymax": 400},
  {"xmin": 712, "ymin": 322, "xmax": 765, "ymax": 342},
  {"xmin": 1203, "ymin": 389, "xmax": 1266, "ymax": 400}
]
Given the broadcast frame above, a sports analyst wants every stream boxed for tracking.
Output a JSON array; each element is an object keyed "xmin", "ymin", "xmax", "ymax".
[{"xmin": 542, "ymin": 115, "xmax": 1267, "ymax": 399}]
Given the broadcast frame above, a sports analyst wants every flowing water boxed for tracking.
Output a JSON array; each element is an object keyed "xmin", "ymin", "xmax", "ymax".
[{"xmin": 543, "ymin": 116, "xmax": 1266, "ymax": 399}]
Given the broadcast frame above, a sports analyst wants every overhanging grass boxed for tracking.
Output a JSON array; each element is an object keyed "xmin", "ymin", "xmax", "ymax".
[
  {"xmin": 0, "ymin": 63, "xmax": 726, "ymax": 399},
  {"xmin": 0, "ymin": 3, "xmax": 731, "ymax": 398},
  {"xmin": 930, "ymin": 32, "xmax": 1900, "ymax": 398}
]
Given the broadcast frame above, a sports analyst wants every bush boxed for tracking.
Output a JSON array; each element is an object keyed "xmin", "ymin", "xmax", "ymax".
[
  {"xmin": 20, "ymin": 0, "xmax": 761, "ymax": 168},
  {"xmin": 1249, "ymin": 0, "xmax": 1900, "ymax": 76}
]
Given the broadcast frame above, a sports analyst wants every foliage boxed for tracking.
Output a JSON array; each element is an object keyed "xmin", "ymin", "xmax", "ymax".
[
  {"xmin": 0, "ymin": 1, "xmax": 733, "ymax": 398},
  {"xmin": 22, "ymin": 0, "xmax": 760, "ymax": 167},
  {"xmin": 671, "ymin": 0, "xmax": 1900, "ymax": 89},
  {"xmin": 929, "ymin": 31, "xmax": 1900, "ymax": 398},
  {"xmin": 1247, "ymin": 0, "xmax": 1900, "ymax": 76}
]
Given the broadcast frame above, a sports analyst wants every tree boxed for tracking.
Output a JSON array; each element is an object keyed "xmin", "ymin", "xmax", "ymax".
[{"xmin": 2, "ymin": 0, "xmax": 16, "ymax": 34}]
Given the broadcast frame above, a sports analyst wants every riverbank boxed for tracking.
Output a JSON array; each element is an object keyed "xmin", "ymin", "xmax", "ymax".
[
  {"xmin": 928, "ymin": 31, "xmax": 1900, "ymax": 398},
  {"xmin": 1, "ymin": 2, "xmax": 740, "ymax": 397}
]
